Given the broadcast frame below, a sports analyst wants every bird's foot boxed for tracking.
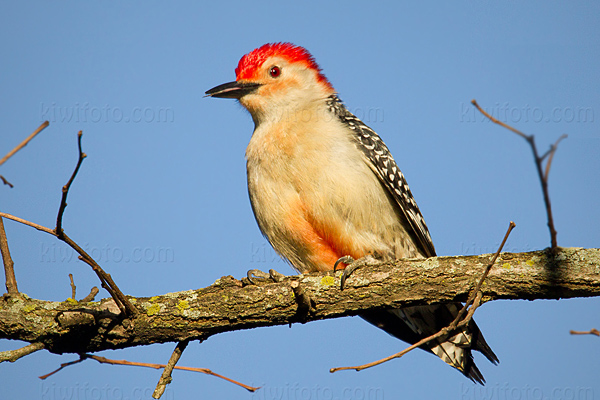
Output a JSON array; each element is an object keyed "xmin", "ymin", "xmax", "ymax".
[
  {"xmin": 334, "ymin": 255, "xmax": 379, "ymax": 290},
  {"xmin": 246, "ymin": 269, "xmax": 286, "ymax": 285}
]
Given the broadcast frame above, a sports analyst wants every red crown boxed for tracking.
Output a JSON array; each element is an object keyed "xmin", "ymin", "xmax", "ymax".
[{"xmin": 235, "ymin": 43, "xmax": 332, "ymax": 90}]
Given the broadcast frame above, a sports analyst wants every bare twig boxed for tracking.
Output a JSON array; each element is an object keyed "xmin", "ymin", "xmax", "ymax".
[
  {"xmin": 0, "ymin": 175, "xmax": 13, "ymax": 188},
  {"xmin": 49, "ymin": 132, "xmax": 136, "ymax": 316},
  {"xmin": 544, "ymin": 134, "xmax": 568, "ymax": 182},
  {"xmin": 0, "ymin": 121, "xmax": 49, "ymax": 167},
  {"xmin": 471, "ymin": 100, "xmax": 565, "ymax": 249},
  {"xmin": 0, "ymin": 342, "xmax": 44, "ymax": 363},
  {"xmin": 73, "ymin": 248, "xmax": 132, "ymax": 315},
  {"xmin": 39, "ymin": 353, "xmax": 259, "ymax": 392},
  {"xmin": 55, "ymin": 131, "xmax": 86, "ymax": 237},
  {"xmin": 81, "ymin": 286, "xmax": 99, "ymax": 302},
  {"xmin": 570, "ymin": 329, "xmax": 599, "ymax": 337},
  {"xmin": 0, "ymin": 210, "xmax": 136, "ymax": 315},
  {"xmin": 68, "ymin": 274, "xmax": 76, "ymax": 300},
  {"xmin": 38, "ymin": 355, "xmax": 86, "ymax": 379},
  {"xmin": 331, "ymin": 221, "xmax": 515, "ymax": 373},
  {"xmin": 0, "ymin": 212, "xmax": 55, "ymax": 235},
  {"xmin": 153, "ymin": 340, "xmax": 189, "ymax": 399},
  {"xmin": 454, "ymin": 221, "xmax": 516, "ymax": 322},
  {"xmin": 0, "ymin": 215, "xmax": 19, "ymax": 296}
]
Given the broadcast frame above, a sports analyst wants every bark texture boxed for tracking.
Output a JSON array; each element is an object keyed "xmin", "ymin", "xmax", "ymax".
[{"xmin": 1, "ymin": 247, "xmax": 599, "ymax": 355}]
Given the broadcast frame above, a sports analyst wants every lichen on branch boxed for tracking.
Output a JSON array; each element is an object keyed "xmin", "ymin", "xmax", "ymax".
[{"xmin": 1, "ymin": 247, "xmax": 599, "ymax": 356}]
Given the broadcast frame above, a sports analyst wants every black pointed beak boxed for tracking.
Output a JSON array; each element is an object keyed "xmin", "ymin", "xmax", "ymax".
[{"xmin": 205, "ymin": 81, "xmax": 262, "ymax": 99}]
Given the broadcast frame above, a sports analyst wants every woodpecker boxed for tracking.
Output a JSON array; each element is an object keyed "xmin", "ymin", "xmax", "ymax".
[{"xmin": 206, "ymin": 43, "xmax": 498, "ymax": 383}]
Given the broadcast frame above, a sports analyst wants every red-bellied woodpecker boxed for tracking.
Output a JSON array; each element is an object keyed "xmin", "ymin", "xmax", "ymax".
[{"xmin": 206, "ymin": 42, "xmax": 498, "ymax": 383}]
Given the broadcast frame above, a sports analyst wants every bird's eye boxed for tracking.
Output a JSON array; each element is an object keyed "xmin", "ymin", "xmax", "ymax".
[{"xmin": 269, "ymin": 66, "xmax": 281, "ymax": 78}]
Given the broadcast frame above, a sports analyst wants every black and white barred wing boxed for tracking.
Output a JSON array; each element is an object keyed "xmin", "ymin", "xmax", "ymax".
[{"xmin": 327, "ymin": 95, "xmax": 436, "ymax": 258}]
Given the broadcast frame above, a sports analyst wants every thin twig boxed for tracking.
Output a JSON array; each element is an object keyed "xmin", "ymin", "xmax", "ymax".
[
  {"xmin": 544, "ymin": 134, "xmax": 568, "ymax": 182},
  {"xmin": 76, "ymin": 252, "xmax": 127, "ymax": 315},
  {"xmin": 471, "ymin": 99, "xmax": 564, "ymax": 249},
  {"xmin": 38, "ymin": 355, "xmax": 86, "ymax": 379},
  {"xmin": 0, "ymin": 121, "xmax": 49, "ymax": 167},
  {"xmin": 0, "ymin": 342, "xmax": 44, "ymax": 363},
  {"xmin": 570, "ymin": 329, "xmax": 599, "ymax": 337},
  {"xmin": 68, "ymin": 274, "xmax": 76, "ymax": 300},
  {"xmin": 0, "ymin": 215, "xmax": 19, "ymax": 295},
  {"xmin": 0, "ymin": 210, "xmax": 136, "ymax": 315},
  {"xmin": 55, "ymin": 131, "xmax": 86, "ymax": 237},
  {"xmin": 331, "ymin": 221, "xmax": 515, "ymax": 373},
  {"xmin": 153, "ymin": 340, "xmax": 189, "ymax": 399},
  {"xmin": 453, "ymin": 221, "xmax": 516, "ymax": 323},
  {"xmin": 0, "ymin": 215, "xmax": 136, "ymax": 315},
  {"xmin": 81, "ymin": 286, "xmax": 99, "ymax": 302},
  {"xmin": 39, "ymin": 353, "xmax": 259, "ymax": 392},
  {"xmin": 0, "ymin": 131, "xmax": 135, "ymax": 313},
  {"xmin": 0, "ymin": 175, "xmax": 13, "ymax": 188},
  {"xmin": 0, "ymin": 127, "xmax": 134, "ymax": 312},
  {"xmin": 51, "ymin": 132, "xmax": 136, "ymax": 316},
  {"xmin": 471, "ymin": 101, "xmax": 529, "ymax": 140},
  {"xmin": 0, "ymin": 212, "xmax": 56, "ymax": 235}
]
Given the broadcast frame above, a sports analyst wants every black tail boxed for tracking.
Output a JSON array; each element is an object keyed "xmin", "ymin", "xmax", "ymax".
[{"xmin": 361, "ymin": 303, "xmax": 498, "ymax": 384}]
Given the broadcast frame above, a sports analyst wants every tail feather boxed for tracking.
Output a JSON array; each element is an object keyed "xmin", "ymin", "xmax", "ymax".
[{"xmin": 360, "ymin": 303, "xmax": 497, "ymax": 384}]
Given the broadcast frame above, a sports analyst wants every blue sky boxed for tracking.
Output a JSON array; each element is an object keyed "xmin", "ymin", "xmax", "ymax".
[{"xmin": 1, "ymin": 1, "xmax": 599, "ymax": 399}]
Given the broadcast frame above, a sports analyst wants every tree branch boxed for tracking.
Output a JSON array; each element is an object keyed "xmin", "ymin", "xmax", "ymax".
[
  {"xmin": 0, "ymin": 342, "xmax": 44, "ymax": 362},
  {"xmin": 0, "ymin": 247, "xmax": 598, "ymax": 355}
]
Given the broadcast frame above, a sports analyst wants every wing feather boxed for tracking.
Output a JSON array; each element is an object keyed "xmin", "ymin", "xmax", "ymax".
[{"xmin": 327, "ymin": 95, "xmax": 436, "ymax": 257}]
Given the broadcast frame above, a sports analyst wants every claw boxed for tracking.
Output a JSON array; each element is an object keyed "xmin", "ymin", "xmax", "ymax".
[
  {"xmin": 247, "ymin": 269, "xmax": 269, "ymax": 284},
  {"xmin": 334, "ymin": 255, "xmax": 356, "ymax": 290},
  {"xmin": 340, "ymin": 262, "xmax": 362, "ymax": 290},
  {"xmin": 334, "ymin": 255, "xmax": 379, "ymax": 290},
  {"xmin": 333, "ymin": 255, "xmax": 355, "ymax": 272},
  {"xmin": 268, "ymin": 269, "xmax": 285, "ymax": 282},
  {"xmin": 246, "ymin": 269, "xmax": 285, "ymax": 285}
]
